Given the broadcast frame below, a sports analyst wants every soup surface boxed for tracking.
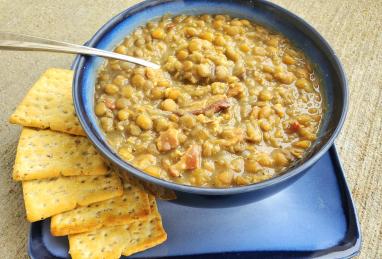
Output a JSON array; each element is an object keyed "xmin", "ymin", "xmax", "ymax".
[{"xmin": 94, "ymin": 14, "xmax": 323, "ymax": 187}]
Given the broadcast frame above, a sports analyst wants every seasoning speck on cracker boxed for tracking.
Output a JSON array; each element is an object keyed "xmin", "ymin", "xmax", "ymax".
[
  {"xmin": 9, "ymin": 68, "xmax": 85, "ymax": 136},
  {"xmin": 51, "ymin": 180, "xmax": 150, "ymax": 236},
  {"xmin": 68, "ymin": 196, "xmax": 167, "ymax": 259},
  {"xmin": 13, "ymin": 128, "xmax": 107, "ymax": 181},
  {"xmin": 22, "ymin": 173, "xmax": 123, "ymax": 222}
]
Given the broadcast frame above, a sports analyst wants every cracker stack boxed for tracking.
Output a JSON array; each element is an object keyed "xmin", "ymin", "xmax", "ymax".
[{"xmin": 9, "ymin": 68, "xmax": 170, "ymax": 259}]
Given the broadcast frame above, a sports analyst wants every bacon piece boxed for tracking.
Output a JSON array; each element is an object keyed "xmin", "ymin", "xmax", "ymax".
[
  {"xmin": 167, "ymin": 144, "xmax": 202, "ymax": 177},
  {"xmin": 190, "ymin": 99, "xmax": 231, "ymax": 115},
  {"xmin": 156, "ymin": 128, "xmax": 179, "ymax": 152}
]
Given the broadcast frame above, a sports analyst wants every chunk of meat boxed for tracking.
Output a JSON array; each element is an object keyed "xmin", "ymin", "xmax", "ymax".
[
  {"xmin": 156, "ymin": 128, "xmax": 179, "ymax": 152},
  {"xmin": 183, "ymin": 144, "xmax": 202, "ymax": 170},
  {"xmin": 190, "ymin": 99, "xmax": 231, "ymax": 115},
  {"xmin": 181, "ymin": 95, "xmax": 231, "ymax": 116},
  {"xmin": 167, "ymin": 144, "xmax": 202, "ymax": 177}
]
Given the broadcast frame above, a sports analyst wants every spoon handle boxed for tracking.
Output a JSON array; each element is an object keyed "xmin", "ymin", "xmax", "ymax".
[{"xmin": 0, "ymin": 32, "xmax": 160, "ymax": 69}]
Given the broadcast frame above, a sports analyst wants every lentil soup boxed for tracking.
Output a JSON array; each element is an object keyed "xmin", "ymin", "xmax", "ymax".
[{"xmin": 94, "ymin": 14, "xmax": 323, "ymax": 188}]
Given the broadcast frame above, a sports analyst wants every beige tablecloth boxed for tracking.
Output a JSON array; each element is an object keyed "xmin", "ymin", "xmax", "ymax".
[{"xmin": 0, "ymin": 0, "xmax": 380, "ymax": 258}]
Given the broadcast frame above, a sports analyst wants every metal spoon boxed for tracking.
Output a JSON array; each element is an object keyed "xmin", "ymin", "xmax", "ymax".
[{"xmin": 0, "ymin": 32, "xmax": 160, "ymax": 69}]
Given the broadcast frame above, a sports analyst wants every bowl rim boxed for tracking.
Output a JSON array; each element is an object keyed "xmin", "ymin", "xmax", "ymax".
[{"xmin": 72, "ymin": 0, "xmax": 348, "ymax": 195}]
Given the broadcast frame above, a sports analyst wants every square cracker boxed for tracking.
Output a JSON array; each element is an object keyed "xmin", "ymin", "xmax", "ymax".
[
  {"xmin": 13, "ymin": 128, "xmax": 107, "ymax": 181},
  {"xmin": 51, "ymin": 179, "xmax": 150, "ymax": 236},
  {"xmin": 22, "ymin": 173, "xmax": 123, "ymax": 222},
  {"xmin": 68, "ymin": 196, "xmax": 167, "ymax": 259},
  {"xmin": 9, "ymin": 68, "xmax": 85, "ymax": 136}
]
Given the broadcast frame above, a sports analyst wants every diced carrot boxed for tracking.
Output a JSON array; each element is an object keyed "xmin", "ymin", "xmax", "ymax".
[{"xmin": 289, "ymin": 121, "xmax": 301, "ymax": 133}]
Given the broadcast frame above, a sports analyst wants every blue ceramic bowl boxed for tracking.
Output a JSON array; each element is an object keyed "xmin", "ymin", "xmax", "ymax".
[{"xmin": 72, "ymin": 0, "xmax": 348, "ymax": 197}]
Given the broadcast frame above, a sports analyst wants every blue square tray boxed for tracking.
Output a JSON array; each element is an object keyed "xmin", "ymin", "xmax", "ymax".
[{"xmin": 28, "ymin": 146, "xmax": 361, "ymax": 258}]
